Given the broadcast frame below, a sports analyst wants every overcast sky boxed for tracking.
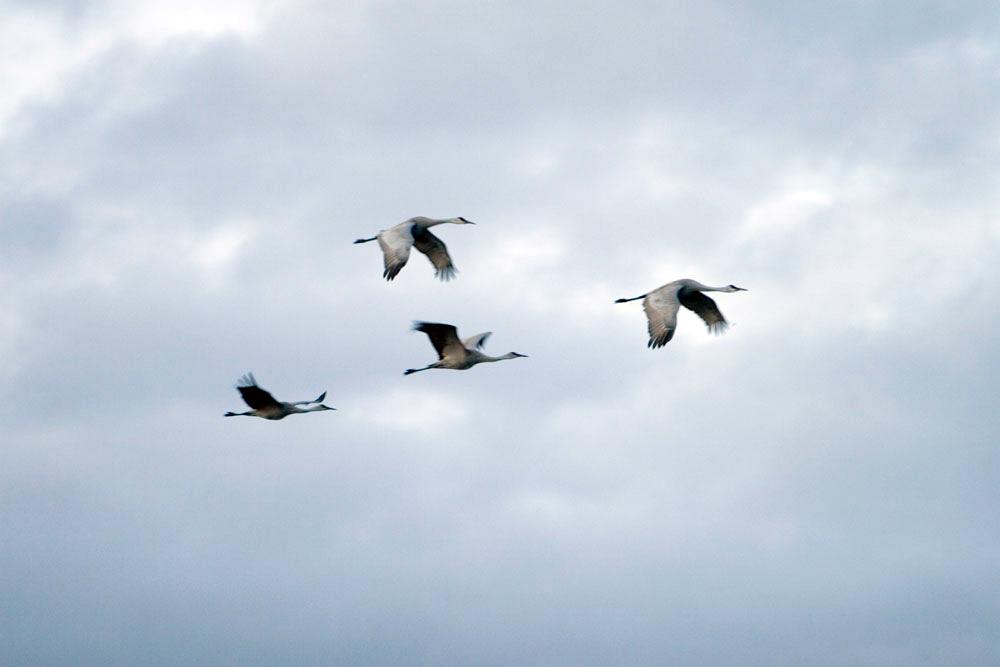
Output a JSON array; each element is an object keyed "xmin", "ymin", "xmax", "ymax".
[{"xmin": 2, "ymin": 1, "xmax": 999, "ymax": 665}]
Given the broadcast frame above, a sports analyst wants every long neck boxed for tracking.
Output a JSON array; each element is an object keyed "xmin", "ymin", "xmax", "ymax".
[
  {"xmin": 414, "ymin": 217, "xmax": 451, "ymax": 228},
  {"xmin": 429, "ymin": 216, "xmax": 468, "ymax": 228},
  {"xmin": 479, "ymin": 352, "xmax": 519, "ymax": 363},
  {"xmin": 468, "ymin": 350, "xmax": 501, "ymax": 363},
  {"xmin": 688, "ymin": 281, "xmax": 729, "ymax": 292}
]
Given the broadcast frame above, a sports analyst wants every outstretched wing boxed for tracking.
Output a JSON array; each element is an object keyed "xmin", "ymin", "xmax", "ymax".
[
  {"xmin": 679, "ymin": 289, "xmax": 729, "ymax": 335},
  {"xmin": 643, "ymin": 286, "xmax": 682, "ymax": 349},
  {"xmin": 462, "ymin": 332, "xmax": 492, "ymax": 350},
  {"xmin": 377, "ymin": 226, "xmax": 414, "ymax": 281},
  {"xmin": 292, "ymin": 391, "xmax": 326, "ymax": 406},
  {"xmin": 413, "ymin": 321, "xmax": 467, "ymax": 361},
  {"xmin": 412, "ymin": 228, "xmax": 456, "ymax": 281},
  {"xmin": 235, "ymin": 373, "xmax": 281, "ymax": 409}
]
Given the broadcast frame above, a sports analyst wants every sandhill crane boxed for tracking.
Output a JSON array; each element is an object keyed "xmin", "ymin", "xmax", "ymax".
[
  {"xmin": 615, "ymin": 279, "xmax": 747, "ymax": 348},
  {"xmin": 224, "ymin": 373, "xmax": 335, "ymax": 419},
  {"xmin": 354, "ymin": 216, "xmax": 476, "ymax": 281},
  {"xmin": 404, "ymin": 321, "xmax": 528, "ymax": 375}
]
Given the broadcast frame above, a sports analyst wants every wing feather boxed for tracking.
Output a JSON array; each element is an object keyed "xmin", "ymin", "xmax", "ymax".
[
  {"xmin": 679, "ymin": 289, "xmax": 729, "ymax": 335},
  {"xmin": 462, "ymin": 332, "xmax": 492, "ymax": 350},
  {"xmin": 413, "ymin": 321, "xmax": 467, "ymax": 361},
  {"xmin": 412, "ymin": 228, "xmax": 456, "ymax": 281},
  {"xmin": 643, "ymin": 286, "xmax": 682, "ymax": 348},
  {"xmin": 377, "ymin": 226, "xmax": 414, "ymax": 281},
  {"xmin": 235, "ymin": 373, "xmax": 280, "ymax": 409}
]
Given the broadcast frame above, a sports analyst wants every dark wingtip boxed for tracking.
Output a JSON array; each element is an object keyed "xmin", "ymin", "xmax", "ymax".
[{"xmin": 436, "ymin": 269, "xmax": 458, "ymax": 281}]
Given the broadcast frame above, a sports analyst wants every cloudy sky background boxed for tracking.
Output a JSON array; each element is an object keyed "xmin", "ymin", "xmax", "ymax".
[{"xmin": 3, "ymin": 0, "xmax": 999, "ymax": 664}]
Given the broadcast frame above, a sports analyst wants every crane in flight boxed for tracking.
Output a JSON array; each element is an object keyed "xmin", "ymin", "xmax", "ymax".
[
  {"xmin": 354, "ymin": 216, "xmax": 476, "ymax": 281},
  {"xmin": 224, "ymin": 373, "xmax": 335, "ymax": 419},
  {"xmin": 615, "ymin": 279, "xmax": 747, "ymax": 348},
  {"xmin": 404, "ymin": 322, "xmax": 528, "ymax": 375}
]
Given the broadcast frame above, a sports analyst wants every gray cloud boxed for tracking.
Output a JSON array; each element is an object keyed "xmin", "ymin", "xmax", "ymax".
[{"xmin": 2, "ymin": 1, "xmax": 999, "ymax": 665}]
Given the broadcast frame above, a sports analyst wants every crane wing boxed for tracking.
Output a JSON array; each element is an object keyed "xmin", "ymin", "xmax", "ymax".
[
  {"xmin": 412, "ymin": 228, "xmax": 456, "ymax": 281},
  {"xmin": 462, "ymin": 332, "xmax": 492, "ymax": 350},
  {"xmin": 643, "ymin": 286, "xmax": 682, "ymax": 348},
  {"xmin": 377, "ymin": 226, "xmax": 414, "ymax": 281},
  {"xmin": 292, "ymin": 391, "xmax": 326, "ymax": 406},
  {"xmin": 235, "ymin": 373, "xmax": 281, "ymax": 409},
  {"xmin": 679, "ymin": 289, "xmax": 729, "ymax": 335},
  {"xmin": 413, "ymin": 321, "xmax": 467, "ymax": 361}
]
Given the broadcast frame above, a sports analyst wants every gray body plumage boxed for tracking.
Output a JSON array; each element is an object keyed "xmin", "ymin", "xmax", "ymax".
[
  {"xmin": 224, "ymin": 373, "xmax": 336, "ymax": 419},
  {"xmin": 404, "ymin": 322, "xmax": 527, "ymax": 374},
  {"xmin": 615, "ymin": 279, "xmax": 747, "ymax": 348},
  {"xmin": 354, "ymin": 216, "xmax": 475, "ymax": 281}
]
